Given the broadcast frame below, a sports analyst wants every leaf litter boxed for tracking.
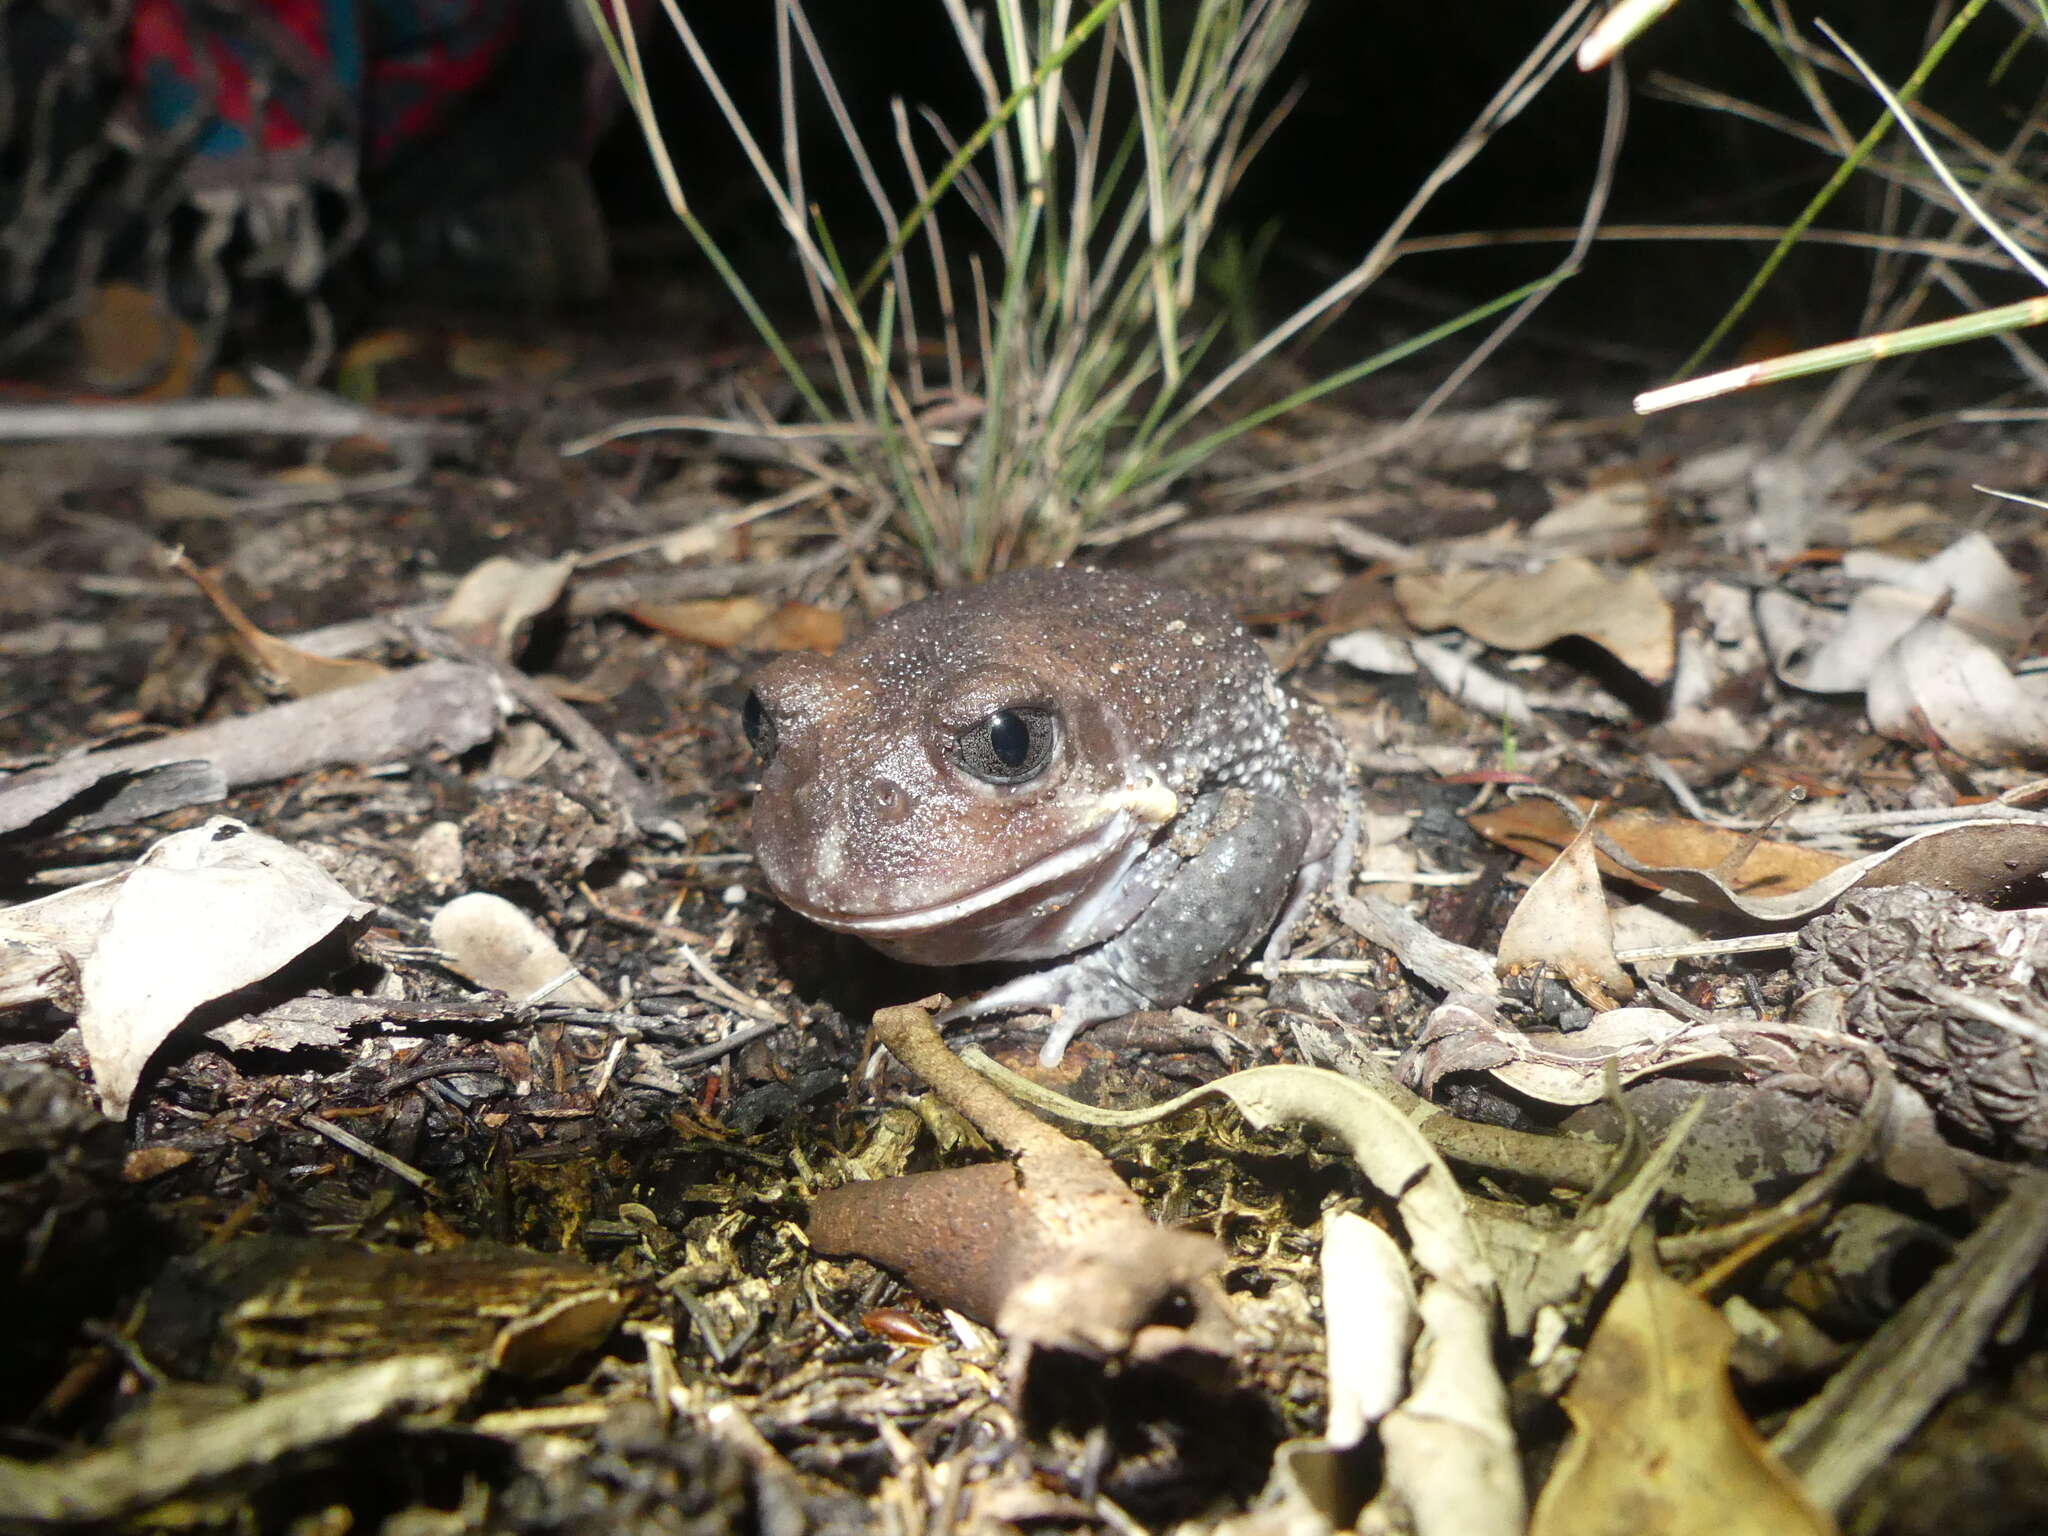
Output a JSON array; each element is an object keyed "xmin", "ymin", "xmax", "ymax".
[{"xmin": 4, "ymin": 323, "xmax": 2048, "ymax": 1536}]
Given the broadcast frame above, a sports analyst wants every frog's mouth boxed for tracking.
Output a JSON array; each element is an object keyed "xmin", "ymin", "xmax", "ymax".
[{"xmin": 781, "ymin": 807, "xmax": 1150, "ymax": 963}]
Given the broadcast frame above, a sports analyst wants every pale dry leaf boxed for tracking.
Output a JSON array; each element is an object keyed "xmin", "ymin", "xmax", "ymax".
[
  {"xmin": 430, "ymin": 892, "xmax": 607, "ymax": 1006},
  {"xmin": 969, "ymin": 1058, "xmax": 1522, "ymax": 1536},
  {"xmin": 1496, "ymin": 814, "xmax": 1634, "ymax": 1009},
  {"xmin": 1842, "ymin": 532, "xmax": 2027, "ymax": 632},
  {"xmin": 1758, "ymin": 532, "xmax": 2028, "ymax": 694},
  {"xmin": 0, "ymin": 875, "xmax": 127, "ymax": 1007},
  {"xmin": 1664, "ymin": 581, "xmax": 1770, "ymax": 750},
  {"xmin": 1326, "ymin": 628, "xmax": 1421, "ymax": 677},
  {"xmin": 1266, "ymin": 1213, "xmax": 1419, "ymax": 1532},
  {"xmin": 1748, "ymin": 441, "xmax": 1858, "ymax": 559},
  {"xmin": 1396, "ymin": 557, "xmax": 1676, "ymax": 685},
  {"xmin": 77, "ymin": 819, "xmax": 373, "ymax": 1117},
  {"xmin": 1409, "ymin": 637, "xmax": 1539, "ymax": 722},
  {"xmin": 1489, "ymin": 1009, "xmax": 1739, "ymax": 1107},
  {"xmin": 1322, "ymin": 1211, "xmax": 1417, "ymax": 1439},
  {"xmin": 138, "ymin": 478, "xmax": 238, "ymax": 524},
  {"xmin": 1406, "ymin": 1002, "xmax": 1743, "ymax": 1106},
  {"xmin": 1844, "ymin": 501, "xmax": 1940, "ymax": 546},
  {"xmin": 434, "ymin": 555, "xmax": 575, "ymax": 659},
  {"xmin": 1670, "ymin": 441, "xmax": 1762, "ymax": 504},
  {"xmin": 1193, "ymin": 1069, "xmax": 1521, "ymax": 1536},
  {"xmin": 1523, "ymin": 477, "xmax": 1656, "ymax": 556},
  {"xmin": 1865, "ymin": 610, "xmax": 2048, "ymax": 764}
]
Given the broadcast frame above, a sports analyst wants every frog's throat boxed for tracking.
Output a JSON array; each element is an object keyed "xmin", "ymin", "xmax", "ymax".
[{"xmin": 787, "ymin": 779, "xmax": 1177, "ymax": 938}]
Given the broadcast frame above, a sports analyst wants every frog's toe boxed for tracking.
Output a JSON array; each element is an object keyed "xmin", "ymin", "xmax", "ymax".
[{"xmin": 938, "ymin": 962, "xmax": 1153, "ymax": 1066}]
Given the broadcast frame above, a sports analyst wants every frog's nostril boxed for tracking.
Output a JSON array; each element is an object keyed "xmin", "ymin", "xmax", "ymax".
[{"xmin": 866, "ymin": 776, "xmax": 912, "ymax": 824}]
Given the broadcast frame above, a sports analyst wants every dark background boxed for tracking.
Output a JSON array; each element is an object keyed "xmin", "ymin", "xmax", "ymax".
[{"xmin": 584, "ymin": 4, "xmax": 2044, "ymax": 386}]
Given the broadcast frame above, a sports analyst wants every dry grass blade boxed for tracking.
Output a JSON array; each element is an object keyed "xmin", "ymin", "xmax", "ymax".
[{"xmin": 1638, "ymin": 294, "xmax": 2048, "ymax": 413}]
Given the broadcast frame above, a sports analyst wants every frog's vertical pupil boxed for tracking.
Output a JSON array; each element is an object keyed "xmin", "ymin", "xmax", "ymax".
[
  {"xmin": 988, "ymin": 709, "xmax": 1030, "ymax": 769},
  {"xmin": 743, "ymin": 691, "xmax": 776, "ymax": 762}
]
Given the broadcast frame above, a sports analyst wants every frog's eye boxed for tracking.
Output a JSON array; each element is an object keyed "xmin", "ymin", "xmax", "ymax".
[
  {"xmin": 742, "ymin": 690, "xmax": 778, "ymax": 764},
  {"xmin": 956, "ymin": 707, "xmax": 1058, "ymax": 785}
]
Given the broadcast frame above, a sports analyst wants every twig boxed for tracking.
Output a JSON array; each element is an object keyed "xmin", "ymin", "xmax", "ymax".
[
  {"xmin": 405, "ymin": 624, "xmax": 677, "ymax": 840},
  {"xmin": 669, "ymin": 941, "xmax": 786, "ymax": 1026},
  {"xmin": 561, "ymin": 415, "xmax": 966, "ymax": 457},
  {"xmin": 1614, "ymin": 933, "xmax": 1797, "ymax": 964},
  {"xmin": 0, "ymin": 395, "xmax": 438, "ymax": 442},
  {"xmin": 302, "ymin": 1115, "xmax": 435, "ymax": 1191},
  {"xmin": 668, "ymin": 1017, "xmax": 787, "ymax": 1070}
]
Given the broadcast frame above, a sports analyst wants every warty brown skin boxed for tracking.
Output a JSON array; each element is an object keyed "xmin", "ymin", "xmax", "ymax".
[{"xmin": 745, "ymin": 567, "xmax": 1355, "ymax": 1063}]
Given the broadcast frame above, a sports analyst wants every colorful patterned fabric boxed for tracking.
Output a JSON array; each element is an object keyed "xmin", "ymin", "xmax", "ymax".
[
  {"xmin": 1, "ymin": 0, "xmax": 641, "ymax": 364},
  {"xmin": 127, "ymin": 0, "xmax": 527, "ymax": 179}
]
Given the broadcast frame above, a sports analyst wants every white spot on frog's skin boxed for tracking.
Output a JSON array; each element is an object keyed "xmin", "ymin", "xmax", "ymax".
[{"xmin": 813, "ymin": 822, "xmax": 848, "ymax": 886}]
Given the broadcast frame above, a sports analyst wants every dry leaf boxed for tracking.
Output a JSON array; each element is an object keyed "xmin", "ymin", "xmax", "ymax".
[
  {"xmin": 1595, "ymin": 817, "xmax": 2048, "ymax": 923},
  {"xmin": 1264, "ymin": 1213, "xmax": 1418, "ymax": 1532},
  {"xmin": 1325, "ymin": 628, "xmax": 1422, "ymax": 677},
  {"xmin": 335, "ymin": 329, "xmax": 422, "ymax": 400},
  {"xmin": 168, "ymin": 550, "xmax": 387, "ymax": 697},
  {"xmin": 1408, "ymin": 1003, "xmax": 1744, "ymax": 1106},
  {"xmin": 632, "ymin": 595, "xmax": 771, "ymax": 648},
  {"xmin": 749, "ymin": 602, "xmax": 845, "ymax": 652},
  {"xmin": 1471, "ymin": 798, "xmax": 1849, "ymax": 895},
  {"xmin": 434, "ymin": 555, "xmax": 574, "ymax": 659},
  {"xmin": 270, "ymin": 463, "xmax": 344, "ymax": 488},
  {"xmin": 448, "ymin": 335, "xmax": 573, "ymax": 385},
  {"xmin": 631, "ymin": 596, "xmax": 845, "ymax": 652},
  {"xmin": 1845, "ymin": 501, "xmax": 1940, "ymax": 546},
  {"xmin": 138, "ymin": 478, "xmax": 239, "ymax": 524},
  {"xmin": 1523, "ymin": 477, "xmax": 1658, "ymax": 558},
  {"xmin": 1758, "ymin": 532, "xmax": 2028, "ymax": 695},
  {"xmin": 76, "ymin": 820, "xmax": 373, "ymax": 1117},
  {"xmin": 1865, "ymin": 611, "xmax": 2048, "ymax": 764},
  {"xmin": 967, "ymin": 1052, "xmax": 1523, "ymax": 1536},
  {"xmin": 78, "ymin": 282, "xmax": 198, "ymax": 397},
  {"xmin": 1495, "ymin": 814, "xmax": 1634, "ymax": 1009},
  {"xmin": 1530, "ymin": 1249, "xmax": 1834, "ymax": 1536},
  {"xmin": 1395, "ymin": 557, "xmax": 1676, "ymax": 685},
  {"xmin": 813, "ymin": 1005, "xmax": 1236, "ymax": 1367},
  {"xmin": 430, "ymin": 892, "xmax": 607, "ymax": 1007}
]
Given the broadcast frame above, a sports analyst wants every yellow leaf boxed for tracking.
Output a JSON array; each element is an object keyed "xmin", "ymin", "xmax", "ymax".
[{"xmin": 1530, "ymin": 1251, "xmax": 1834, "ymax": 1536}]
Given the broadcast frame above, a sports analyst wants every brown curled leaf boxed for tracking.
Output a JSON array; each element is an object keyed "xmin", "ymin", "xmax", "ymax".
[
  {"xmin": 166, "ymin": 549, "xmax": 388, "ymax": 698},
  {"xmin": 810, "ymin": 1163, "xmax": 1042, "ymax": 1325},
  {"xmin": 1470, "ymin": 796, "xmax": 1848, "ymax": 896},
  {"xmin": 807, "ymin": 1003, "xmax": 1234, "ymax": 1363}
]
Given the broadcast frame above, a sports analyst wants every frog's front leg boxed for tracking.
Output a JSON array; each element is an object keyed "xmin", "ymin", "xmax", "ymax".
[{"xmin": 942, "ymin": 788, "xmax": 1310, "ymax": 1065}]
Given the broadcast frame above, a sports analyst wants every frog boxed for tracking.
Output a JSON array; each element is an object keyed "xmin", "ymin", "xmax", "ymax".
[{"xmin": 743, "ymin": 566, "xmax": 1356, "ymax": 1064}]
